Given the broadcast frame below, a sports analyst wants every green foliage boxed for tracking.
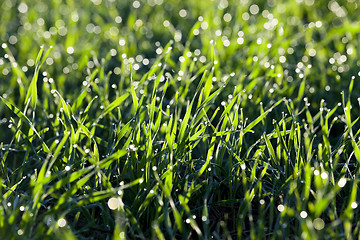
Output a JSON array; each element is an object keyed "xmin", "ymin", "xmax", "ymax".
[{"xmin": 1, "ymin": 0, "xmax": 360, "ymax": 239}]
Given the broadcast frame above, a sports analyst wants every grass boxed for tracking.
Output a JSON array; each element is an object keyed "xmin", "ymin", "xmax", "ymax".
[{"xmin": 1, "ymin": 0, "xmax": 360, "ymax": 239}]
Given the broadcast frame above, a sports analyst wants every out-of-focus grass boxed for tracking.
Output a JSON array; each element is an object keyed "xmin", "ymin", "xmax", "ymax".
[{"xmin": 1, "ymin": 0, "xmax": 360, "ymax": 239}]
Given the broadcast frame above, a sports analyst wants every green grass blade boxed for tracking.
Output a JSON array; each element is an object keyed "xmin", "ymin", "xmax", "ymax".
[{"xmin": 0, "ymin": 96, "xmax": 49, "ymax": 153}]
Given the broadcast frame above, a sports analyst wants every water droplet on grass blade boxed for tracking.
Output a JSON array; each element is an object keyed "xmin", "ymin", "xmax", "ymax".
[
  {"xmin": 300, "ymin": 211, "xmax": 308, "ymax": 218},
  {"xmin": 108, "ymin": 197, "xmax": 120, "ymax": 210},
  {"xmin": 58, "ymin": 218, "xmax": 67, "ymax": 227},
  {"xmin": 277, "ymin": 204, "xmax": 284, "ymax": 212},
  {"xmin": 313, "ymin": 218, "xmax": 325, "ymax": 230},
  {"xmin": 338, "ymin": 178, "xmax": 346, "ymax": 188},
  {"xmin": 351, "ymin": 202, "xmax": 358, "ymax": 209},
  {"xmin": 179, "ymin": 9, "xmax": 187, "ymax": 17}
]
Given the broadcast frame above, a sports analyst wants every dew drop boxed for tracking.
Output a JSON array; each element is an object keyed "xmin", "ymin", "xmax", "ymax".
[
  {"xmin": 17, "ymin": 229, "xmax": 24, "ymax": 236},
  {"xmin": 108, "ymin": 197, "xmax": 120, "ymax": 210},
  {"xmin": 338, "ymin": 178, "xmax": 346, "ymax": 188},
  {"xmin": 57, "ymin": 218, "xmax": 67, "ymax": 228},
  {"xmin": 277, "ymin": 204, "xmax": 285, "ymax": 212},
  {"xmin": 313, "ymin": 218, "xmax": 325, "ymax": 230},
  {"xmin": 300, "ymin": 211, "xmax": 307, "ymax": 218}
]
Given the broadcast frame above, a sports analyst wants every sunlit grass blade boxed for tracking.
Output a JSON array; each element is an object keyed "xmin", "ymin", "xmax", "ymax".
[
  {"xmin": 96, "ymin": 93, "xmax": 129, "ymax": 121},
  {"xmin": 0, "ymin": 96, "xmax": 49, "ymax": 153},
  {"xmin": 244, "ymin": 98, "xmax": 284, "ymax": 133},
  {"xmin": 179, "ymin": 98, "xmax": 195, "ymax": 142}
]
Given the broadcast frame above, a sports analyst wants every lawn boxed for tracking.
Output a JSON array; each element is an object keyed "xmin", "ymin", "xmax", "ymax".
[{"xmin": 1, "ymin": 0, "xmax": 360, "ymax": 239}]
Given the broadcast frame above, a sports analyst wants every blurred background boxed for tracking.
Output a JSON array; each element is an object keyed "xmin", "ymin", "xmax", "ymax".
[{"xmin": 1, "ymin": 0, "xmax": 360, "ymax": 139}]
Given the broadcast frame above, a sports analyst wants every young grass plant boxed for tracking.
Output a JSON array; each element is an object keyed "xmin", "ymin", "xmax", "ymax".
[{"xmin": 1, "ymin": 0, "xmax": 360, "ymax": 239}]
